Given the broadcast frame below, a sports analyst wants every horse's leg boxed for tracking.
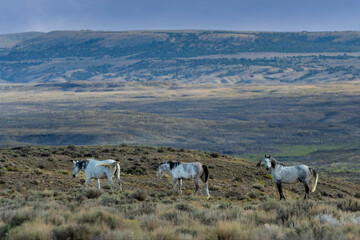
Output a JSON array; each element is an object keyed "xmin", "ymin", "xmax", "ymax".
[
  {"xmin": 83, "ymin": 177, "xmax": 91, "ymax": 192},
  {"xmin": 172, "ymin": 178, "xmax": 178, "ymax": 193},
  {"xmin": 276, "ymin": 183, "xmax": 285, "ymax": 200},
  {"xmin": 202, "ymin": 181, "xmax": 210, "ymax": 199},
  {"xmin": 96, "ymin": 179, "xmax": 101, "ymax": 190},
  {"xmin": 193, "ymin": 177, "xmax": 199, "ymax": 194},
  {"xmin": 115, "ymin": 164, "xmax": 123, "ymax": 192},
  {"xmin": 199, "ymin": 175, "xmax": 210, "ymax": 199},
  {"xmin": 178, "ymin": 179, "xmax": 182, "ymax": 195},
  {"xmin": 115, "ymin": 175, "xmax": 122, "ymax": 192},
  {"xmin": 303, "ymin": 181, "xmax": 310, "ymax": 200},
  {"xmin": 107, "ymin": 174, "xmax": 114, "ymax": 193}
]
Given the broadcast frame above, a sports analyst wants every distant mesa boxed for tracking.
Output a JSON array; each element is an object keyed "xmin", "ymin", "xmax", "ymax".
[{"xmin": 1, "ymin": 30, "xmax": 360, "ymax": 84}]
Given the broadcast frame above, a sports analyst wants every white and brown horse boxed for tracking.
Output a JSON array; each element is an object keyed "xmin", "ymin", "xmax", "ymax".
[
  {"xmin": 72, "ymin": 159, "xmax": 122, "ymax": 193},
  {"xmin": 157, "ymin": 161, "xmax": 210, "ymax": 199},
  {"xmin": 258, "ymin": 155, "xmax": 318, "ymax": 200}
]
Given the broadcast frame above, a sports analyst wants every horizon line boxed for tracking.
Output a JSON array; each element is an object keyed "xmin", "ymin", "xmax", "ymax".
[{"xmin": 1, "ymin": 29, "xmax": 360, "ymax": 35}]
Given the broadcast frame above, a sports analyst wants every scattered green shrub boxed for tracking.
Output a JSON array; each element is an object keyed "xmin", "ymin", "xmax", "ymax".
[
  {"xmin": 7, "ymin": 222, "xmax": 51, "ymax": 240},
  {"xmin": 264, "ymin": 174, "xmax": 272, "ymax": 179},
  {"xmin": 224, "ymin": 191, "xmax": 247, "ymax": 200},
  {"xmin": 161, "ymin": 212, "xmax": 178, "ymax": 224},
  {"xmin": 252, "ymin": 183, "xmax": 265, "ymax": 191},
  {"xmin": 210, "ymin": 152, "xmax": 221, "ymax": 158},
  {"xmin": 336, "ymin": 198, "xmax": 360, "ymax": 212},
  {"xmin": 175, "ymin": 203, "xmax": 194, "ymax": 213},
  {"xmin": 34, "ymin": 168, "xmax": 44, "ymax": 175},
  {"xmin": 78, "ymin": 210, "xmax": 120, "ymax": 229},
  {"xmin": 132, "ymin": 190, "xmax": 147, "ymax": 201},
  {"xmin": 83, "ymin": 188, "xmax": 101, "ymax": 199}
]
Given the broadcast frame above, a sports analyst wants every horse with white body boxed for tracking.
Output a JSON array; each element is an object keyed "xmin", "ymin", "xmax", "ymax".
[
  {"xmin": 257, "ymin": 155, "xmax": 318, "ymax": 200},
  {"xmin": 72, "ymin": 159, "xmax": 122, "ymax": 192},
  {"xmin": 157, "ymin": 161, "xmax": 210, "ymax": 199}
]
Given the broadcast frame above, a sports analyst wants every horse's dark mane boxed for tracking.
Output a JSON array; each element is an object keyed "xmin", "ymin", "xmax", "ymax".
[
  {"xmin": 270, "ymin": 157, "xmax": 285, "ymax": 167},
  {"xmin": 77, "ymin": 160, "xmax": 89, "ymax": 170},
  {"xmin": 166, "ymin": 161, "xmax": 181, "ymax": 170}
]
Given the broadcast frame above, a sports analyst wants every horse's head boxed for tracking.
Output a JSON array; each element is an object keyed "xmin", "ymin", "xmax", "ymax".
[
  {"xmin": 156, "ymin": 162, "xmax": 168, "ymax": 178},
  {"xmin": 264, "ymin": 155, "xmax": 272, "ymax": 171},
  {"xmin": 72, "ymin": 160, "xmax": 81, "ymax": 178}
]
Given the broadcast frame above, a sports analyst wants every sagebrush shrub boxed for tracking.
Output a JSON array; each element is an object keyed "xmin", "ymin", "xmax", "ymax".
[
  {"xmin": 84, "ymin": 188, "xmax": 102, "ymax": 199},
  {"xmin": 7, "ymin": 222, "xmax": 52, "ymax": 240},
  {"xmin": 132, "ymin": 190, "xmax": 147, "ymax": 201},
  {"xmin": 175, "ymin": 203, "xmax": 194, "ymax": 213},
  {"xmin": 161, "ymin": 212, "xmax": 179, "ymax": 224},
  {"xmin": 337, "ymin": 198, "xmax": 360, "ymax": 212}
]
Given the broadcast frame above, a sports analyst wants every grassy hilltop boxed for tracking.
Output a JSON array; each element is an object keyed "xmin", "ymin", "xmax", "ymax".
[
  {"xmin": 1, "ymin": 145, "xmax": 360, "ymax": 239},
  {"xmin": 1, "ymin": 31, "xmax": 360, "ymax": 83}
]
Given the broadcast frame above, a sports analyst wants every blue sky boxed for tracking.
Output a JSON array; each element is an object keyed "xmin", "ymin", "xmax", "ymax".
[{"xmin": 1, "ymin": 0, "xmax": 360, "ymax": 34}]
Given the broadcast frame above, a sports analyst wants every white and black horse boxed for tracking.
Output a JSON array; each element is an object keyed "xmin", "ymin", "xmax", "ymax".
[
  {"xmin": 257, "ymin": 155, "xmax": 318, "ymax": 200},
  {"xmin": 157, "ymin": 161, "xmax": 210, "ymax": 199},
  {"xmin": 72, "ymin": 159, "xmax": 122, "ymax": 193}
]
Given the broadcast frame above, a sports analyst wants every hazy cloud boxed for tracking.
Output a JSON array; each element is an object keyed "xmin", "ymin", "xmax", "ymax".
[{"xmin": 0, "ymin": 0, "xmax": 359, "ymax": 34}]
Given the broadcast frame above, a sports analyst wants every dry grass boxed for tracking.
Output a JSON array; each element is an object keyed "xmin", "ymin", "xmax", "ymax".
[
  {"xmin": 1, "ymin": 190, "xmax": 360, "ymax": 240},
  {"xmin": 1, "ymin": 82, "xmax": 360, "ymax": 103},
  {"xmin": 0, "ymin": 145, "xmax": 360, "ymax": 239},
  {"xmin": 1, "ymin": 145, "xmax": 357, "ymax": 199}
]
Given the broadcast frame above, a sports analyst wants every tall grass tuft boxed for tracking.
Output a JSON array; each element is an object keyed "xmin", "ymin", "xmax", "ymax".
[{"xmin": 7, "ymin": 222, "xmax": 52, "ymax": 240}]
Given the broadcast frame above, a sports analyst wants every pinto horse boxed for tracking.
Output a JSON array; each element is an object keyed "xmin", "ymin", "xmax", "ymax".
[
  {"xmin": 72, "ymin": 159, "xmax": 122, "ymax": 193},
  {"xmin": 157, "ymin": 161, "xmax": 210, "ymax": 199}
]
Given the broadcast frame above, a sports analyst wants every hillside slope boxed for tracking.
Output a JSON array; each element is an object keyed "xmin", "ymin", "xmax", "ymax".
[
  {"xmin": 0, "ymin": 145, "xmax": 357, "ymax": 200},
  {"xmin": 1, "ymin": 30, "xmax": 360, "ymax": 83},
  {"xmin": 7, "ymin": 30, "xmax": 360, "ymax": 57},
  {"xmin": 0, "ymin": 32, "xmax": 44, "ymax": 48},
  {"xmin": 2, "ymin": 145, "xmax": 360, "ymax": 239}
]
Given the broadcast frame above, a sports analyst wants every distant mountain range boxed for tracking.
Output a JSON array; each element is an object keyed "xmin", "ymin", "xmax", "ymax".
[
  {"xmin": 1, "ymin": 30, "xmax": 360, "ymax": 84},
  {"xmin": 0, "ymin": 32, "xmax": 44, "ymax": 48}
]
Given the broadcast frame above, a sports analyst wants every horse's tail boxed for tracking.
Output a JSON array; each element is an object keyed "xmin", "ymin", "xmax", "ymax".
[
  {"xmin": 310, "ymin": 168, "xmax": 319, "ymax": 192},
  {"xmin": 96, "ymin": 162, "xmax": 118, "ymax": 167},
  {"xmin": 115, "ymin": 163, "xmax": 120, "ymax": 178},
  {"xmin": 201, "ymin": 165, "xmax": 209, "ymax": 183}
]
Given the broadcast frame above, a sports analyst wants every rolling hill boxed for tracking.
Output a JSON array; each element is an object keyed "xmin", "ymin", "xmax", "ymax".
[
  {"xmin": 1, "ymin": 30, "xmax": 360, "ymax": 83},
  {"xmin": 0, "ymin": 32, "xmax": 44, "ymax": 48},
  {"xmin": 1, "ymin": 145, "xmax": 360, "ymax": 239},
  {"xmin": 1, "ymin": 144, "xmax": 357, "ymax": 200}
]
